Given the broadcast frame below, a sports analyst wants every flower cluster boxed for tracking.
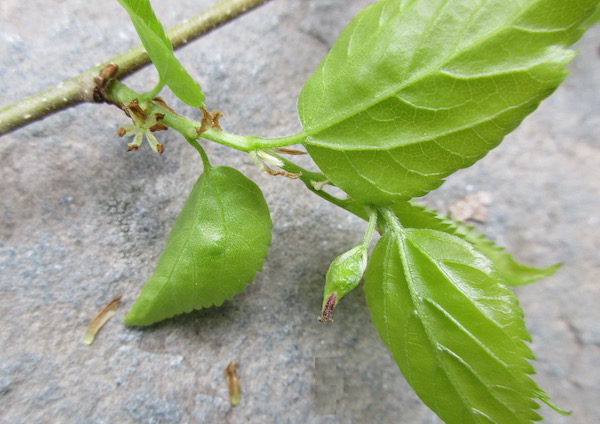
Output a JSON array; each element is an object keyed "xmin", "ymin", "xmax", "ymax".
[{"xmin": 117, "ymin": 99, "xmax": 168, "ymax": 153}]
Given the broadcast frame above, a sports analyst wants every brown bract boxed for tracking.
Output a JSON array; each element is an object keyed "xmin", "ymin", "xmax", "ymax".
[
  {"xmin": 83, "ymin": 295, "xmax": 122, "ymax": 345},
  {"xmin": 225, "ymin": 360, "xmax": 242, "ymax": 406},
  {"xmin": 92, "ymin": 64, "xmax": 121, "ymax": 106},
  {"xmin": 197, "ymin": 108, "xmax": 225, "ymax": 135}
]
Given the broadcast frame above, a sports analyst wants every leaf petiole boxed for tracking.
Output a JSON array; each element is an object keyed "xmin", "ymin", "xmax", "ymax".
[
  {"xmin": 185, "ymin": 136, "xmax": 212, "ymax": 170},
  {"xmin": 378, "ymin": 207, "xmax": 404, "ymax": 235},
  {"xmin": 360, "ymin": 207, "xmax": 378, "ymax": 248},
  {"xmin": 139, "ymin": 81, "xmax": 166, "ymax": 103},
  {"xmin": 270, "ymin": 152, "xmax": 370, "ymax": 221},
  {"xmin": 201, "ymin": 128, "xmax": 308, "ymax": 151}
]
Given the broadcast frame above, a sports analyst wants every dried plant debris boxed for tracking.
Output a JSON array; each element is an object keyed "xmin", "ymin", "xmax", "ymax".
[
  {"xmin": 449, "ymin": 191, "xmax": 492, "ymax": 223},
  {"xmin": 83, "ymin": 296, "xmax": 122, "ymax": 345},
  {"xmin": 226, "ymin": 360, "xmax": 242, "ymax": 406}
]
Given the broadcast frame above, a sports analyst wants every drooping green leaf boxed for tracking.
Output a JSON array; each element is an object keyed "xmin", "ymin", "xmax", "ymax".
[
  {"xmin": 364, "ymin": 217, "xmax": 565, "ymax": 423},
  {"xmin": 117, "ymin": 0, "xmax": 205, "ymax": 107},
  {"xmin": 390, "ymin": 202, "xmax": 560, "ymax": 286},
  {"xmin": 125, "ymin": 166, "xmax": 271, "ymax": 326},
  {"xmin": 300, "ymin": 0, "xmax": 600, "ymax": 205}
]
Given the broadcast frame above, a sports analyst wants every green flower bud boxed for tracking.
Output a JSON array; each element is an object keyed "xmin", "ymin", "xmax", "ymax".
[{"xmin": 318, "ymin": 245, "xmax": 368, "ymax": 322}]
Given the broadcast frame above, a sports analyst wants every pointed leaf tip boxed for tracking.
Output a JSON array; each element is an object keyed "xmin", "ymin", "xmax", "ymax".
[
  {"xmin": 300, "ymin": 0, "xmax": 600, "ymax": 205},
  {"xmin": 125, "ymin": 166, "xmax": 271, "ymax": 326},
  {"xmin": 391, "ymin": 201, "xmax": 561, "ymax": 286},
  {"xmin": 365, "ymin": 220, "xmax": 561, "ymax": 423},
  {"xmin": 117, "ymin": 0, "xmax": 205, "ymax": 107}
]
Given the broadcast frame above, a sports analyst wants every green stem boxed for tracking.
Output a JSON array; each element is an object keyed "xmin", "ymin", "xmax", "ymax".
[
  {"xmin": 114, "ymin": 81, "xmax": 370, "ymax": 227},
  {"xmin": 272, "ymin": 153, "xmax": 370, "ymax": 222},
  {"xmin": 109, "ymin": 81, "xmax": 306, "ymax": 151},
  {"xmin": 201, "ymin": 129, "xmax": 308, "ymax": 151},
  {"xmin": 0, "ymin": 0, "xmax": 272, "ymax": 137},
  {"xmin": 140, "ymin": 82, "xmax": 167, "ymax": 103},
  {"xmin": 108, "ymin": 81, "xmax": 370, "ymax": 223},
  {"xmin": 379, "ymin": 207, "xmax": 403, "ymax": 235},
  {"xmin": 360, "ymin": 208, "xmax": 378, "ymax": 248},
  {"xmin": 186, "ymin": 137, "xmax": 212, "ymax": 170}
]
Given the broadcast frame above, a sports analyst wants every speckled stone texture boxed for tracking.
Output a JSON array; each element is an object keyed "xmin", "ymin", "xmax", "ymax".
[{"xmin": 1, "ymin": 1, "xmax": 599, "ymax": 423}]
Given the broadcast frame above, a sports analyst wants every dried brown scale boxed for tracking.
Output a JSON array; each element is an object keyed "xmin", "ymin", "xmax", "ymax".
[
  {"xmin": 123, "ymin": 99, "xmax": 147, "ymax": 121},
  {"xmin": 196, "ymin": 107, "xmax": 224, "ymax": 134},
  {"xmin": 149, "ymin": 122, "xmax": 169, "ymax": 132},
  {"xmin": 196, "ymin": 108, "xmax": 212, "ymax": 134},
  {"xmin": 317, "ymin": 293, "xmax": 337, "ymax": 323},
  {"xmin": 210, "ymin": 110, "xmax": 224, "ymax": 130},
  {"xmin": 263, "ymin": 168, "xmax": 302, "ymax": 179},
  {"xmin": 83, "ymin": 295, "xmax": 122, "ymax": 345},
  {"xmin": 225, "ymin": 360, "xmax": 242, "ymax": 406},
  {"xmin": 99, "ymin": 63, "xmax": 119, "ymax": 81},
  {"xmin": 272, "ymin": 147, "xmax": 307, "ymax": 155},
  {"xmin": 92, "ymin": 64, "xmax": 124, "ymax": 108},
  {"xmin": 153, "ymin": 97, "xmax": 178, "ymax": 114},
  {"xmin": 149, "ymin": 113, "xmax": 168, "ymax": 132}
]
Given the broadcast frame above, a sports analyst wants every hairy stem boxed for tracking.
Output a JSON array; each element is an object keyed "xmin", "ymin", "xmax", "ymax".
[
  {"xmin": 379, "ymin": 207, "xmax": 404, "ymax": 235},
  {"xmin": 360, "ymin": 208, "xmax": 378, "ymax": 247},
  {"xmin": 0, "ymin": 0, "xmax": 272, "ymax": 137}
]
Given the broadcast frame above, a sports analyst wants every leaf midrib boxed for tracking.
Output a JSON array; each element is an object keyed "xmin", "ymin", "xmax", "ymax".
[
  {"xmin": 394, "ymin": 229, "xmax": 529, "ymax": 418},
  {"xmin": 303, "ymin": 0, "xmax": 549, "ymax": 147},
  {"xmin": 137, "ymin": 175, "xmax": 206, "ymax": 321}
]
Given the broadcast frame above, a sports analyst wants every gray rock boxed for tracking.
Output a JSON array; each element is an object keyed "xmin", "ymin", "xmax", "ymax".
[{"xmin": 1, "ymin": 1, "xmax": 599, "ymax": 423}]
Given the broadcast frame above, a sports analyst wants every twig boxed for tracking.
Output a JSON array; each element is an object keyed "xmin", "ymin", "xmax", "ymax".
[{"xmin": 0, "ymin": 0, "xmax": 272, "ymax": 137}]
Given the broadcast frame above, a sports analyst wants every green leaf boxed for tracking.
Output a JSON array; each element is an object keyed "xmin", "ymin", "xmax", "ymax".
[
  {"xmin": 364, "ymin": 218, "xmax": 564, "ymax": 423},
  {"xmin": 390, "ymin": 202, "xmax": 560, "ymax": 286},
  {"xmin": 117, "ymin": 0, "xmax": 205, "ymax": 107},
  {"xmin": 300, "ymin": 0, "xmax": 599, "ymax": 205},
  {"xmin": 125, "ymin": 166, "xmax": 271, "ymax": 326}
]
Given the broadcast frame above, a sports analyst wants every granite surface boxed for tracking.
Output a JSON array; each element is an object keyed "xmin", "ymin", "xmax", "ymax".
[{"xmin": 1, "ymin": 1, "xmax": 599, "ymax": 423}]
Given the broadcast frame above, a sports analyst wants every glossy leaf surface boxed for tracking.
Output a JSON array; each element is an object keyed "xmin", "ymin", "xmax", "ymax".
[
  {"xmin": 117, "ymin": 0, "xmax": 205, "ymax": 107},
  {"xmin": 300, "ymin": 0, "xmax": 599, "ymax": 205},
  {"xmin": 390, "ymin": 202, "xmax": 560, "ymax": 286},
  {"xmin": 365, "ymin": 223, "xmax": 560, "ymax": 423},
  {"xmin": 125, "ymin": 166, "xmax": 271, "ymax": 326}
]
